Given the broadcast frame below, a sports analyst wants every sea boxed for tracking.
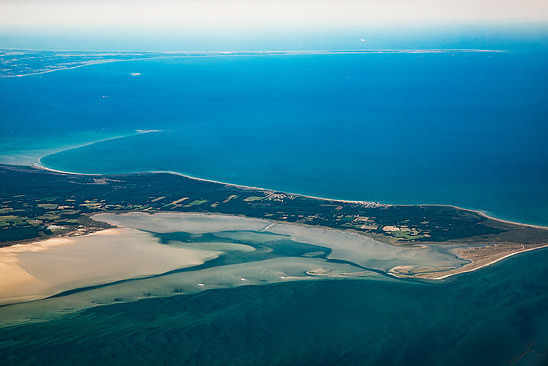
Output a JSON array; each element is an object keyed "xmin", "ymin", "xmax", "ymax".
[
  {"xmin": 2, "ymin": 50, "xmax": 547, "ymax": 225},
  {"xmin": 1, "ymin": 45, "xmax": 548, "ymax": 365}
]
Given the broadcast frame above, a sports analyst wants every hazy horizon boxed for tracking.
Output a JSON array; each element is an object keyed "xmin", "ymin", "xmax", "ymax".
[
  {"xmin": 1, "ymin": 0, "xmax": 548, "ymax": 51},
  {"xmin": 1, "ymin": 24, "xmax": 548, "ymax": 52}
]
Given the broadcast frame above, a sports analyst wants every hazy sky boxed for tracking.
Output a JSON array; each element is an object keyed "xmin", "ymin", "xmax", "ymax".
[
  {"xmin": 1, "ymin": 0, "xmax": 547, "ymax": 50},
  {"xmin": 1, "ymin": 0, "xmax": 548, "ymax": 30}
]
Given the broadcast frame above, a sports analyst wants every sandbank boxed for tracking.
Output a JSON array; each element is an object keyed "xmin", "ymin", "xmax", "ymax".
[{"xmin": 0, "ymin": 227, "xmax": 220, "ymax": 305}]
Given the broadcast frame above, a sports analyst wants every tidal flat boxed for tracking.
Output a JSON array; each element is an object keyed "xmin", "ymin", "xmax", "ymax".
[
  {"xmin": 0, "ymin": 226, "xmax": 221, "ymax": 306},
  {"xmin": 1, "ymin": 229, "xmax": 548, "ymax": 366},
  {"xmin": 0, "ymin": 211, "xmax": 473, "ymax": 327}
]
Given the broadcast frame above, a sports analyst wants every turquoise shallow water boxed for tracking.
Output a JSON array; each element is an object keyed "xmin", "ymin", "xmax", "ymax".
[{"xmin": 11, "ymin": 52, "xmax": 544, "ymax": 225}]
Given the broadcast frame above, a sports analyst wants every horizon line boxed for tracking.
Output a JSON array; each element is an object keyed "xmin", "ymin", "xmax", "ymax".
[{"xmin": 1, "ymin": 47, "xmax": 506, "ymax": 54}]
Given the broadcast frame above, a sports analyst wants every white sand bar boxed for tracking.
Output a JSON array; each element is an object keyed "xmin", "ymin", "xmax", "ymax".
[{"xmin": 0, "ymin": 228, "xmax": 221, "ymax": 305}]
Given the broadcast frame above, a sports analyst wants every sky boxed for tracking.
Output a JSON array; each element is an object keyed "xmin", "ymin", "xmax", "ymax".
[
  {"xmin": 1, "ymin": 0, "xmax": 548, "ymax": 29},
  {"xmin": 0, "ymin": 0, "xmax": 547, "ymax": 50}
]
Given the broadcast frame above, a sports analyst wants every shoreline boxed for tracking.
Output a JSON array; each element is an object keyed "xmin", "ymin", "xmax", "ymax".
[
  {"xmin": 33, "ymin": 161, "xmax": 548, "ymax": 231},
  {"xmin": 28, "ymin": 133, "xmax": 546, "ymax": 230},
  {"xmin": 430, "ymin": 244, "xmax": 548, "ymax": 280},
  {"xmin": 4, "ymin": 136, "xmax": 548, "ymax": 283},
  {"xmin": 11, "ymin": 161, "xmax": 548, "ymax": 281},
  {"xmin": 156, "ymin": 170, "xmax": 548, "ymax": 230},
  {"xmin": 0, "ymin": 225, "xmax": 222, "ymax": 306},
  {"xmin": 0, "ymin": 205, "xmax": 546, "ymax": 304},
  {"xmin": 81, "ymin": 211, "xmax": 529, "ymax": 284},
  {"xmin": 89, "ymin": 212, "xmax": 548, "ymax": 281},
  {"xmin": 2, "ymin": 48, "xmax": 505, "ymax": 78}
]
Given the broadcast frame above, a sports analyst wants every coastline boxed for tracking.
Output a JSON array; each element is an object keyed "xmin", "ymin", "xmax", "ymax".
[
  {"xmin": 2, "ymin": 48, "xmax": 505, "ymax": 78},
  {"xmin": 28, "ymin": 132, "xmax": 546, "ymax": 229},
  {"xmin": 1, "ymin": 168, "xmax": 548, "ymax": 301},
  {"xmin": 391, "ymin": 203, "xmax": 548, "ymax": 230},
  {"xmin": 154, "ymin": 170, "xmax": 548, "ymax": 230},
  {"xmin": 430, "ymin": 243, "xmax": 548, "ymax": 280},
  {"xmin": 89, "ymin": 211, "xmax": 548, "ymax": 282},
  {"xmin": 1, "ymin": 137, "xmax": 546, "ymax": 284},
  {"xmin": 34, "ymin": 160, "xmax": 548, "ymax": 231},
  {"xmin": 25, "ymin": 162, "xmax": 548, "ymax": 282}
]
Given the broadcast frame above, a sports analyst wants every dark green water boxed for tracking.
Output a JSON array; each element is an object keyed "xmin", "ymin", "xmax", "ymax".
[{"xmin": 2, "ymin": 247, "xmax": 548, "ymax": 366}]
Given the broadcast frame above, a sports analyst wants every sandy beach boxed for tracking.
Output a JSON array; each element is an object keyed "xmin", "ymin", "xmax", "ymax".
[
  {"xmin": 0, "ymin": 227, "xmax": 221, "ymax": 305},
  {"xmin": 430, "ymin": 243, "xmax": 548, "ymax": 280}
]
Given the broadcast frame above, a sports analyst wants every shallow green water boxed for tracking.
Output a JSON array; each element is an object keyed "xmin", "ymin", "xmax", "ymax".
[
  {"xmin": 1, "ymin": 214, "xmax": 547, "ymax": 365},
  {"xmin": 1, "ymin": 247, "xmax": 548, "ymax": 366}
]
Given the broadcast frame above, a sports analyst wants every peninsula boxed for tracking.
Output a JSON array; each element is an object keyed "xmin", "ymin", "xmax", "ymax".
[{"xmin": 1, "ymin": 163, "xmax": 547, "ymax": 281}]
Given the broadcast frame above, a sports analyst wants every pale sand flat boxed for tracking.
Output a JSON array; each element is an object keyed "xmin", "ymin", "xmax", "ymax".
[{"xmin": 0, "ymin": 227, "xmax": 221, "ymax": 305}]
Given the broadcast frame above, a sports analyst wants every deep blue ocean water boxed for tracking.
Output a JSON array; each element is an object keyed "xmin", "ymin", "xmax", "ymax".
[{"xmin": 1, "ymin": 52, "xmax": 546, "ymax": 224}]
